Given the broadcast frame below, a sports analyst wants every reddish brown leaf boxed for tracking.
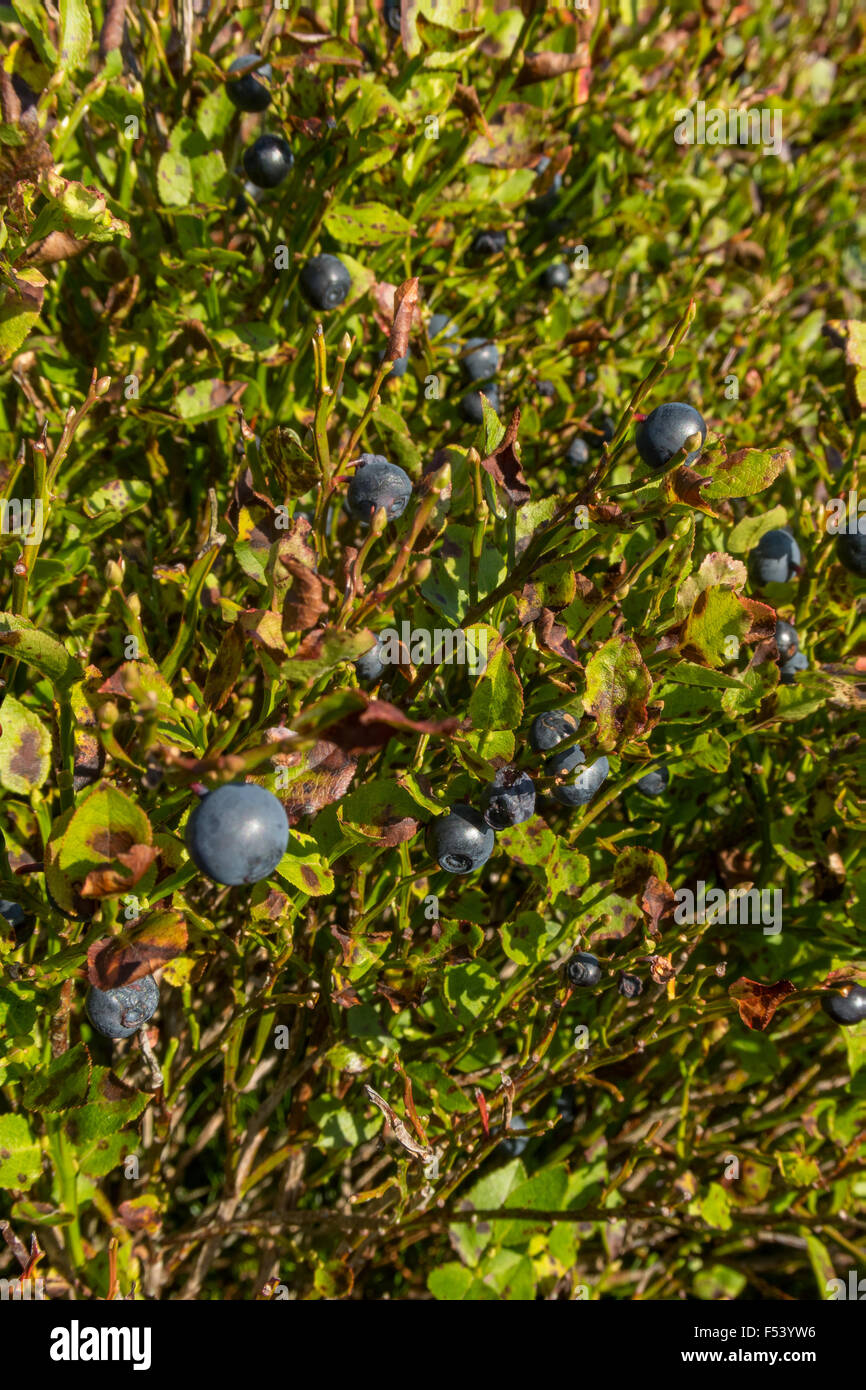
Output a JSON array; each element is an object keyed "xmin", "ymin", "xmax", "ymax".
[
  {"xmin": 326, "ymin": 698, "xmax": 460, "ymax": 756},
  {"xmin": 729, "ymin": 976, "xmax": 796, "ymax": 1031},
  {"xmin": 453, "ymin": 83, "xmax": 492, "ymax": 138},
  {"xmin": 641, "ymin": 875, "xmax": 677, "ymax": 937},
  {"xmin": 516, "ymin": 47, "xmax": 591, "ymax": 86},
  {"xmin": 203, "ymin": 622, "xmax": 246, "ymax": 711},
  {"xmin": 86, "ymin": 911, "xmax": 187, "ymax": 989},
  {"xmin": 279, "ymin": 739, "xmax": 359, "ymax": 824},
  {"xmin": 535, "ymin": 608, "xmax": 583, "ymax": 667},
  {"xmin": 117, "ymin": 1199, "xmax": 161, "ymax": 1234},
  {"xmin": 386, "ymin": 276, "xmax": 419, "ymax": 362},
  {"xmin": 281, "ymin": 558, "xmax": 332, "ymax": 632},
  {"xmin": 81, "ymin": 845, "xmax": 159, "ymax": 900},
  {"xmin": 480, "ymin": 408, "xmax": 530, "ymax": 505}
]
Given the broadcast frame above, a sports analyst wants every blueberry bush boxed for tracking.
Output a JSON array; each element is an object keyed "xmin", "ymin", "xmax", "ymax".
[{"xmin": 0, "ymin": 0, "xmax": 864, "ymax": 1303}]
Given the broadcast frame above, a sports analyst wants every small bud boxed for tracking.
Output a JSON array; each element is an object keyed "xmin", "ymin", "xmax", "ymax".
[
  {"xmin": 614, "ymin": 581, "xmax": 630, "ymax": 601},
  {"xmin": 672, "ymin": 516, "xmax": 692, "ymax": 540},
  {"xmin": 127, "ymin": 593, "xmax": 142, "ymax": 617},
  {"xmin": 411, "ymin": 558, "xmax": 432, "ymax": 583},
  {"xmin": 105, "ymin": 558, "xmax": 125, "ymax": 586},
  {"xmin": 338, "ymin": 332, "xmax": 352, "ymax": 360},
  {"xmin": 95, "ymin": 376, "xmax": 112, "ymax": 397},
  {"xmin": 100, "ymin": 701, "xmax": 120, "ymax": 727}
]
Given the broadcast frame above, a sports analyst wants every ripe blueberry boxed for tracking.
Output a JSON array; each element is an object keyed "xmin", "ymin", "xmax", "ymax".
[
  {"xmin": 537, "ymin": 379, "xmax": 556, "ymax": 400},
  {"xmin": 462, "ymin": 337, "xmax": 500, "ymax": 381},
  {"xmin": 299, "ymin": 253, "xmax": 352, "ymax": 311},
  {"xmin": 378, "ymin": 349, "xmax": 409, "ymax": 379},
  {"xmin": 226, "ymin": 56, "xmax": 272, "ymax": 112},
  {"xmin": 242, "ymin": 134, "xmax": 293, "ymax": 189},
  {"xmin": 636, "ymin": 765, "xmax": 669, "ymax": 797},
  {"xmin": 186, "ymin": 782, "xmax": 289, "ymax": 886},
  {"xmin": 779, "ymin": 649, "xmax": 808, "ymax": 684},
  {"xmin": 552, "ymin": 753, "xmax": 610, "ymax": 807},
  {"xmin": 427, "ymin": 804, "xmax": 495, "ymax": 875},
  {"xmin": 747, "ymin": 529, "xmax": 802, "ymax": 586},
  {"xmin": 482, "ymin": 767, "xmax": 536, "ymax": 830},
  {"xmin": 498, "ymin": 1112, "xmax": 529, "ymax": 1157},
  {"xmin": 774, "ymin": 618, "xmax": 799, "ymax": 662},
  {"xmin": 469, "ymin": 229, "xmax": 506, "ymax": 258},
  {"xmin": 460, "ymin": 383, "xmax": 499, "ymax": 424},
  {"xmin": 836, "ymin": 531, "xmax": 866, "ymax": 577},
  {"xmin": 540, "ymin": 263, "xmax": 570, "ymax": 291},
  {"xmin": 822, "ymin": 985, "xmax": 866, "ymax": 1026},
  {"xmin": 429, "ymin": 312, "xmax": 457, "ymax": 343},
  {"xmin": 346, "ymin": 454, "xmax": 413, "ymax": 523},
  {"xmin": 566, "ymin": 952, "xmax": 602, "ymax": 987},
  {"xmin": 86, "ymin": 976, "xmax": 159, "ymax": 1039},
  {"xmin": 384, "ymin": 2, "xmax": 401, "ymax": 32},
  {"xmin": 529, "ymin": 709, "xmax": 579, "ymax": 753},
  {"xmin": 528, "ymin": 157, "xmax": 563, "ymax": 218},
  {"xmin": 355, "ymin": 636, "xmax": 387, "ymax": 683},
  {"xmin": 635, "ymin": 402, "xmax": 707, "ymax": 471},
  {"xmin": 566, "ymin": 436, "xmax": 590, "ymax": 467},
  {"xmin": 0, "ymin": 898, "xmax": 33, "ymax": 947},
  {"xmin": 618, "ymin": 972, "xmax": 643, "ymax": 999}
]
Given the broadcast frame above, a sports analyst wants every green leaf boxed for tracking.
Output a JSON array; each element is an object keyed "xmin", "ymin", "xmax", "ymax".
[
  {"xmin": 693, "ymin": 1264, "xmax": 747, "ymax": 1300},
  {"xmin": 323, "ymin": 202, "xmax": 413, "ymax": 245},
  {"xmin": 727, "ymin": 505, "xmax": 789, "ymax": 554},
  {"xmin": 275, "ymin": 832, "xmax": 336, "ymax": 896},
  {"xmin": 157, "ymin": 150, "xmax": 194, "ymax": 208},
  {"xmin": 428, "ymin": 1261, "xmax": 476, "ymax": 1300},
  {"xmin": 12, "ymin": 0, "xmax": 58, "ymax": 63},
  {"xmin": 0, "ymin": 1113, "xmax": 41, "ymax": 1189},
  {"xmin": 0, "ymin": 266, "xmax": 46, "ymax": 362},
  {"xmin": 39, "ymin": 174, "xmax": 130, "ymax": 242},
  {"xmin": 0, "ymin": 612, "xmax": 84, "ymax": 689},
  {"xmin": 468, "ymin": 640, "xmax": 523, "ymax": 731},
  {"xmin": 443, "ymin": 960, "xmax": 499, "ymax": 1023},
  {"xmin": 21, "ymin": 1043, "xmax": 91, "ymax": 1114},
  {"xmin": 451, "ymin": 1159, "xmax": 525, "ymax": 1266},
  {"xmin": 58, "ymin": 0, "xmax": 93, "ymax": 70},
  {"xmin": 690, "ymin": 1181, "xmax": 733, "ymax": 1230},
  {"xmin": 0, "ymin": 694, "xmax": 51, "ymax": 792},
  {"xmin": 44, "ymin": 782, "xmax": 154, "ymax": 914}
]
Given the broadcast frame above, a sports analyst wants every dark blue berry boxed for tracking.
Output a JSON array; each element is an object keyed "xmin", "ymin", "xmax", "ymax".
[
  {"xmin": 384, "ymin": 2, "xmax": 401, "ymax": 32},
  {"xmin": 427, "ymin": 805, "xmax": 495, "ymax": 875},
  {"xmin": 566, "ymin": 436, "xmax": 590, "ymax": 467},
  {"xmin": 482, "ymin": 767, "xmax": 536, "ymax": 830},
  {"xmin": 566, "ymin": 952, "xmax": 602, "ymax": 987},
  {"xmin": 636, "ymin": 765, "xmax": 669, "ymax": 798},
  {"xmin": 429, "ymin": 312, "xmax": 457, "ymax": 343},
  {"xmin": 186, "ymin": 782, "xmax": 289, "ymax": 886},
  {"xmin": 378, "ymin": 349, "xmax": 409, "ymax": 379},
  {"xmin": 86, "ymin": 976, "xmax": 160, "ymax": 1039},
  {"xmin": 529, "ymin": 709, "xmax": 579, "ymax": 753},
  {"xmin": 779, "ymin": 649, "xmax": 808, "ymax": 684},
  {"xmin": 822, "ymin": 985, "xmax": 866, "ymax": 1026},
  {"xmin": 747, "ymin": 529, "xmax": 801, "ymax": 586},
  {"xmin": 552, "ymin": 753, "xmax": 609, "ymax": 807},
  {"xmin": 242, "ymin": 134, "xmax": 293, "ymax": 189},
  {"xmin": 0, "ymin": 898, "xmax": 33, "ymax": 947},
  {"xmin": 346, "ymin": 454, "xmax": 413, "ymax": 523},
  {"xmin": 497, "ymin": 1112, "xmax": 529, "ymax": 1157},
  {"xmin": 469, "ymin": 229, "xmax": 506, "ymax": 258},
  {"xmin": 462, "ymin": 337, "xmax": 500, "ymax": 381},
  {"xmin": 226, "ymin": 56, "xmax": 272, "ymax": 113},
  {"xmin": 541, "ymin": 263, "xmax": 570, "ymax": 291},
  {"xmin": 460, "ymin": 382, "xmax": 499, "ymax": 424},
  {"xmin": 635, "ymin": 402, "xmax": 707, "ymax": 471},
  {"xmin": 836, "ymin": 531, "xmax": 866, "ymax": 577},
  {"xmin": 299, "ymin": 254, "xmax": 352, "ymax": 311},
  {"xmin": 355, "ymin": 636, "xmax": 387, "ymax": 684}
]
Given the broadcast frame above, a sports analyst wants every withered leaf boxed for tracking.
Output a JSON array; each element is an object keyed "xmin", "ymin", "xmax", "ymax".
[
  {"xmin": 641, "ymin": 875, "xmax": 677, "ymax": 937},
  {"xmin": 203, "ymin": 622, "xmax": 246, "ymax": 711},
  {"xmin": 729, "ymin": 976, "xmax": 796, "ymax": 1031},
  {"xmin": 386, "ymin": 276, "xmax": 419, "ymax": 362},
  {"xmin": 481, "ymin": 408, "xmax": 530, "ymax": 505},
  {"xmin": 281, "ymin": 559, "xmax": 334, "ymax": 633},
  {"xmin": 517, "ymin": 47, "xmax": 591, "ymax": 86},
  {"xmin": 280, "ymin": 739, "xmax": 359, "ymax": 824},
  {"xmin": 535, "ymin": 608, "xmax": 583, "ymax": 667},
  {"xmin": 325, "ymin": 698, "xmax": 460, "ymax": 756},
  {"xmin": 647, "ymin": 954, "xmax": 676, "ymax": 984},
  {"xmin": 86, "ymin": 911, "xmax": 187, "ymax": 989}
]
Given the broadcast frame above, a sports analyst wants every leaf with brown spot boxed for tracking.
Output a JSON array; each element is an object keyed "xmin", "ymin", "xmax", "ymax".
[
  {"xmin": 280, "ymin": 739, "xmax": 359, "ymax": 824},
  {"xmin": 117, "ymin": 1197, "xmax": 162, "ymax": 1235},
  {"xmin": 729, "ymin": 977, "xmax": 795, "ymax": 1031},
  {"xmin": 584, "ymin": 634, "xmax": 653, "ymax": 750},
  {"xmin": 81, "ymin": 845, "xmax": 159, "ymax": 899},
  {"xmin": 86, "ymin": 911, "xmax": 187, "ymax": 989},
  {"xmin": 453, "ymin": 82, "xmax": 492, "ymax": 138},
  {"xmin": 517, "ymin": 47, "xmax": 591, "ymax": 86},
  {"xmin": 662, "ymin": 465, "xmax": 727, "ymax": 518},
  {"xmin": 386, "ymin": 276, "xmax": 419, "ymax": 362}
]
